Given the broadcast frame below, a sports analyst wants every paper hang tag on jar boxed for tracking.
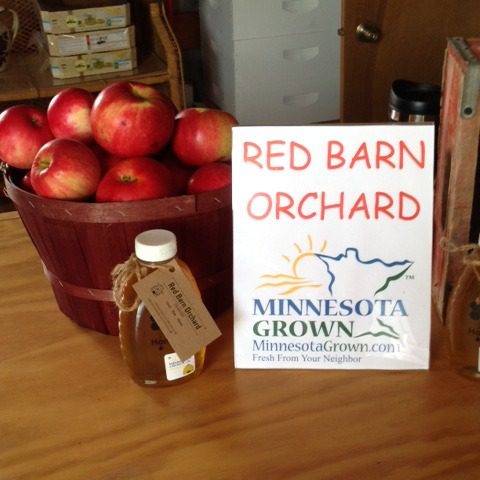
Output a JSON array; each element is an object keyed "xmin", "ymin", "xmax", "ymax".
[{"xmin": 133, "ymin": 258, "xmax": 222, "ymax": 361}]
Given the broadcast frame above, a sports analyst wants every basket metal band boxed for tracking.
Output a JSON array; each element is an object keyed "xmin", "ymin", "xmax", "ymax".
[
  {"xmin": 42, "ymin": 262, "xmax": 115, "ymax": 302},
  {"xmin": 42, "ymin": 262, "xmax": 232, "ymax": 303}
]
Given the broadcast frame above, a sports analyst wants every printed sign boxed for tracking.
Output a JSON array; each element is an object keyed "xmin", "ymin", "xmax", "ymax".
[{"xmin": 232, "ymin": 124, "xmax": 434, "ymax": 370}]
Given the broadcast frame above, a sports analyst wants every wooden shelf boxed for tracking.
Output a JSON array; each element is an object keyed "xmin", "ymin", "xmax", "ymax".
[
  {"xmin": 0, "ymin": 1, "xmax": 185, "ymax": 110},
  {"xmin": 0, "ymin": 50, "xmax": 168, "ymax": 100}
]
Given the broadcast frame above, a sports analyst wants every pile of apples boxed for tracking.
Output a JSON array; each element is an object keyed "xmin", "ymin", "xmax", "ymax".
[{"xmin": 0, "ymin": 80, "xmax": 238, "ymax": 202}]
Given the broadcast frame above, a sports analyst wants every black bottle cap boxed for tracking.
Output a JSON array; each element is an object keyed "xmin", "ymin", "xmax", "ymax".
[{"xmin": 389, "ymin": 79, "xmax": 441, "ymax": 116}]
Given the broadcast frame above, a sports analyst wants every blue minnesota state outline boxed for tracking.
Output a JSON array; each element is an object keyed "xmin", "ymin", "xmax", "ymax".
[{"xmin": 315, "ymin": 247, "xmax": 413, "ymax": 296}]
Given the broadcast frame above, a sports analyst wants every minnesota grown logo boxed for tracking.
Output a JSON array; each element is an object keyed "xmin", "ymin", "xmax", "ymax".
[{"xmin": 250, "ymin": 235, "xmax": 413, "ymax": 367}]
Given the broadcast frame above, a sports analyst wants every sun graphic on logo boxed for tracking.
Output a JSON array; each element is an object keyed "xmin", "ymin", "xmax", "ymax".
[{"xmin": 257, "ymin": 234, "xmax": 328, "ymax": 295}]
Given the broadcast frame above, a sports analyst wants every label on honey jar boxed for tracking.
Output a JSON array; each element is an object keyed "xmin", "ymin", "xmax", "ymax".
[
  {"xmin": 133, "ymin": 259, "xmax": 221, "ymax": 361},
  {"xmin": 164, "ymin": 353, "xmax": 196, "ymax": 381}
]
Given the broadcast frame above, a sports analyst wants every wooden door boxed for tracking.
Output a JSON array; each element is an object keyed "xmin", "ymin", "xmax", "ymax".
[{"xmin": 340, "ymin": 0, "xmax": 480, "ymax": 123}]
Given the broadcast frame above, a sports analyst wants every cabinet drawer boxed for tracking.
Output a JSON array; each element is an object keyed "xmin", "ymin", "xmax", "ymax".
[
  {"xmin": 234, "ymin": 32, "xmax": 339, "ymax": 91},
  {"xmin": 236, "ymin": 34, "xmax": 339, "ymax": 124},
  {"xmin": 202, "ymin": 0, "xmax": 340, "ymax": 40},
  {"xmin": 235, "ymin": 87, "xmax": 339, "ymax": 125},
  {"xmin": 204, "ymin": 32, "xmax": 339, "ymax": 124}
]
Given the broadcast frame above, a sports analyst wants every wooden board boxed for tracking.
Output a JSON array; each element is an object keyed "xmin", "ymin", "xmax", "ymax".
[{"xmin": 432, "ymin": 37, "xmax": 480, "ymax": 320}]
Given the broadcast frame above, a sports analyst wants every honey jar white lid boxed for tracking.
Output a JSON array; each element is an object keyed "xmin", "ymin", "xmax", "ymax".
[{"xmin": 135, "ymin": 229, "xmax": 177, "ymax": 262}]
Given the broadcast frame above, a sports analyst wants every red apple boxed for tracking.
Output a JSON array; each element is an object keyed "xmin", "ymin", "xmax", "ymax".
[
  {"xmin": 90, "ymin": 143, "xmax": 124, "ymax": 174},
  {"xmin": 20, "ymin": 171, "xmax": 34, "ymax": 193},
  {"xmin": 187, "ymin": 162, "xmax": 232, "ymax": 194},
  {"xmin": 159, "ymin": 151, "xmax": 195, "ymax": 195},
  {"xmin": 30, "ymin": 138, "xmax": 101, "ymax": 200},
  {"xmin": 47, "ymin": 87, "xmax": 94, "ymax": 143},
  {"xmin": 0, "ymin": 105, "xmax": 54, "ymax": 169},
  {"xmin": 90, "ymin": 81, "xmax": 176, "ymax": 158},
  {"xmin": 172, "ymin": 108, "xmax": 238, "ymax": 167},
  {"xmin": 99, "ymin": 151, "xmax": 124, "ymax": 174},
  {"xmin": 96, "ymin": 157, "xmax": 173, "ymax": 202}
]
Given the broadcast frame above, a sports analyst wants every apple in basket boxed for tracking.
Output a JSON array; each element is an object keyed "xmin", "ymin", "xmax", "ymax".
[
  {"xmin": 47, "ymin": 87, "xmax": 95, "ymax": 144},
  {"xmin": 0, "ymin": 105, "xmax": 54, "ymax": 169},
  {"xmin": 171, "ymin": 108, "xmax": 238, "ymax": 167},
  {"xmin": 187, "ymin": 162, "xmax": 232, "ymax": 194},
  {"xmin": 158, "ymin": 150, "xmax": 195, "ymax": 196},
  {"xmin": 90, "ymin": 81, "xmax": 176, "ymax": 158},
  {"xmin": 30, "ymin": 138, "xmax": 101, "ymax": 200},
  {"xmin": 90, "ymin": 143, "xmax": 125, "ymax": 174},
  {"xmin": 95, "ymin": 157, "xmax": 173, "ymax": 202},
  {"xmin": 20, "ymin": 170, "xmax": 34, "ymax": 193}
]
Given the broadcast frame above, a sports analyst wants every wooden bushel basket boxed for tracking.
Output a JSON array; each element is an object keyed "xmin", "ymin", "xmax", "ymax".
[{"xmin": 4, "ymin": 169, "xmax": 233, "ymax": 335}]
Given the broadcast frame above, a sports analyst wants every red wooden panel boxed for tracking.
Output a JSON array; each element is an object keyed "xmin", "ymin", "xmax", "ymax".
[{"xmin": 432, "ymin": 37, "xmax": 480, "ymax": 320}]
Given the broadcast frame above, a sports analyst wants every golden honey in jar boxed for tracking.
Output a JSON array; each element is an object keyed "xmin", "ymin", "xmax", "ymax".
[
  {"xmin": 447, "ymin": 259, "xmax": 480, "ymax": 380},
  {"xmin": 117, "ymin": 229, "xmax": 205, "ymax": 387}
]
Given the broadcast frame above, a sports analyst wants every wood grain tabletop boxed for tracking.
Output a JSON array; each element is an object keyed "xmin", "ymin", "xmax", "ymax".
[{"xmin": 1, "ymin": 211, "xmax": 479, "ymax": 480}]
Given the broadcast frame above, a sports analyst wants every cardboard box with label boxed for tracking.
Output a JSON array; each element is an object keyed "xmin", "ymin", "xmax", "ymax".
[
  {"xmin": 46, "ymin": 25, "xmax": 135, "ymax": 56},
  {"xmin": 39, "ymin": 1, "xmax": 130, "ymax": 34},
  {"xmin": 49, "ymin": 47, "xmax": 137, "ymax": 79}
]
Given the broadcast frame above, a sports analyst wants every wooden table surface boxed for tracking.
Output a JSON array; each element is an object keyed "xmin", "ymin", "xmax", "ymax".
[{"xmin": 1, "ymin": 211, "xmax": 479, "ymax": 480}]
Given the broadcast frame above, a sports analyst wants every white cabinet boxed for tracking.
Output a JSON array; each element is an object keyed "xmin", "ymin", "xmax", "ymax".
[{"xmin": 200, "ymin": 0, "xmax": 341, "ymax": 125}]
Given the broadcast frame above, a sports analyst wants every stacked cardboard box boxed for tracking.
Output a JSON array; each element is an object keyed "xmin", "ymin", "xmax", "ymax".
[{"xmin": 38, "ymin": 0, "xmax": 137, "ymax": 79}]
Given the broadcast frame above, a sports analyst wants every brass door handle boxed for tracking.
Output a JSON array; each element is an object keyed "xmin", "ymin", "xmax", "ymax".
[{"xmin": 356, "ymin": 23, "xmax": 381, "ymax": 43}]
